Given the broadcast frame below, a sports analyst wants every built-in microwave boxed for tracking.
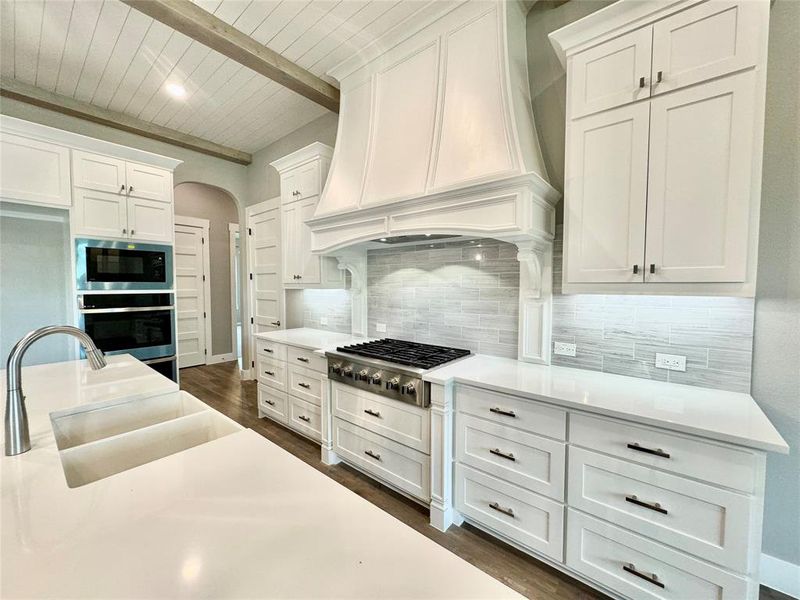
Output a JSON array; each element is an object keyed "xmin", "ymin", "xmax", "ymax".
[{"xmin": 76, "ymin": 238, "xmax": 173, "ymax": 291}]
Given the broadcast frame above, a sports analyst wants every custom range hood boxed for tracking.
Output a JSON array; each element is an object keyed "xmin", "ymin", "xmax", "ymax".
[{"xmin": 310, "ymin": 0, "xmax": 560, "ymax": 365}]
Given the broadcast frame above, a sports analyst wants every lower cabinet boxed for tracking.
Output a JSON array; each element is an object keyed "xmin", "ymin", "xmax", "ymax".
[{"xmin": 257, "ymin": 383, "xmax": 288, "ymax": 424}]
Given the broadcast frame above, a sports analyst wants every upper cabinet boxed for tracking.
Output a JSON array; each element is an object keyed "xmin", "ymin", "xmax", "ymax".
[
  {"xmin": 552, "ymin": 0, "xmax": 770, "ymax": 296},
  {"xmin": 0, "ymin": 134, "xmax": 71, "ymax": 208}
]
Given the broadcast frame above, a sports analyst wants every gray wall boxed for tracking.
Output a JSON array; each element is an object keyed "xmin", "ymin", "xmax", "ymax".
[
  {"xmin": 752, "ymin": 0, "xmax": 800, "ymax": 567},
  {"xmin": 301, "ymin": 287, "xmax": 352, "ymax": 334},
  {"xmin": 174, "ymin": 183, "xmax": 239, "ymax": 357}
]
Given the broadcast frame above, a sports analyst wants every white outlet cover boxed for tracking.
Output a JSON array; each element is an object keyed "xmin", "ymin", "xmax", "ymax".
[
  {"xmin": 554, "ymin": 342, "xmax": 577, "ymax": 357},
  {"xmin": 655, "ymin": 352, "xmax": 687, "ymax": 372},
  {"xmin": 376, "ymin": 323, "xmax": 387, "ymax": 333},
  {"xmin": 320, "ymin": 316, "xmax": 329, "ymax": 326}
]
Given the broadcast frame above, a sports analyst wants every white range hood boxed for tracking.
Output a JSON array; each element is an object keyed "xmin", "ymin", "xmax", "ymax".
[{"xmin": 311, "ymin": 0, "xmax": 560, "ymax": 365}]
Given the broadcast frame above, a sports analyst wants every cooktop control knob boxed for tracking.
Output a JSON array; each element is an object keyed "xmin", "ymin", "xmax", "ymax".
[
  {"xmin": 401, "ymin": 382, "xmax": 416, "ymax": 396},
  {"xmin": 342, "ymin": 366, "xmax": 353, "ymax": 378},
  {"xmin": 330, "ymin": 363, "xmax": 342, "ymax": 375},
  {"xmin": 386, "ymin": 377, "xmax": 400, "ymax": 390},
  {"xmin": 370, "ymin": 372, "xmax": 382, "ymax": 384},
  {"xmin": 358, "ymin": 368, "xmax": 369, "ymax": 381}
]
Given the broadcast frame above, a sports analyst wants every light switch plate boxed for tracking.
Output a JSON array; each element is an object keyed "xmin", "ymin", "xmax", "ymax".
[
  {"xmin": 376, "ymin": 323, "xmax": 387, "ymax": 333},
  {"xmin": 554, "ymin": 342, "xmax": 577, "ymax": 357},
  {"xmin": 655, "ymin": 352, "xmax": 687, "ymax": 372}
]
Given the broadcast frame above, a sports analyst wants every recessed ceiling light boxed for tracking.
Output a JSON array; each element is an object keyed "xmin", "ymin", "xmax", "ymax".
[{"xmin": 165, "ymin": 83, "xmax": 186, "ymax": 99}]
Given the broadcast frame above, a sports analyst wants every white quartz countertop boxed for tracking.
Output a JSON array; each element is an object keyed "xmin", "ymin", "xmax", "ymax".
[
  {"xmin": 1, "ymin": 355, "xmax": 520, "ymax": 599},
  {"xmin": 425, "ymin": 355, "xmax": 789, "ymax": 454},
  {"xmin": 254, "ymin": 327, "xmax": 370, "ymax": 352}
]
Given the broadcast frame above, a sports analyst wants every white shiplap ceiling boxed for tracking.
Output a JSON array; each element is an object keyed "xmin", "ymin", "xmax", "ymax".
[{"xmin": 0, "ymin": 0, "xmax": 426, "ymax": 153}]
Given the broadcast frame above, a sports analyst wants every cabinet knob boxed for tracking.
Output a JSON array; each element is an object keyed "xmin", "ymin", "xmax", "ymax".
[
  {"xmin": 119, "ymin": 184, "xmax": 126, "ymax": 193},
  {"xmin": 122, "ymin": 228, "xmax": 127, "ymax": 235},
  {"xmin": 271, "ymin": 320, "xmax": 280, "ymax": 326},
  {"xmin": 130, "ymin": 229, "xmax": 134, "ymax": 236},
  {"xmin": 639, "ymin": 76, "xmax": 646, "ymax": 89},
  {"xmin": 649, "ymin": 263, "xmax": 656, "ymax": 274},
  {"xmin": 128, "ymin": 186, "xmax": 134, "ymax": 193},
  {"xmin": 633, "ymin": 264, "xmax": 639, "ymax": 274},
  {"xmin": 656, "ymin": 70, "xmax": 663, "ymax": 84}
]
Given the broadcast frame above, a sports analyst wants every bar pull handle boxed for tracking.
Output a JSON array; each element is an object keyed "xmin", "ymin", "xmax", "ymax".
[
  {"xmin": 639, "ymin": 76, "xmax": 646, "ymax": 88},
  {"xmin": 297, "ymin": 382, "xmax": 311, "ymax": 389},
  {"xmin": 364, "ymin": 408, "xmax": 381, "ymax": 418},
  {"xmin": 271, "ymin": 321, "xmax": 281, "ymax": 326},
  {"xmin": 489, "ymin": 407, "xmax": 516, "ymax": 418},
  {"xmin": 364, "ymin": 449, "xmax": 381, "ymax": 461},
  {"xmin": 633, "ymin": 264, "xmax": 639, "ymax": 274},
  {"xmin": 296, "ymin": 356, "xmax": 310, "ymax": 363},
  {"xmin": 649, "ymin": 263, "xmax": 656, "ymax": 274},
  {"xmin": 264, "ymin": 370, "xmax": 275, "ymax": 377},
  {"xmin": 488, "ymin": 502, "xmax": 515, "ymax": 518},
  {"xmin": 489, "ymin": 448, "xmax": 516, "ymax": 462},
  {"xmin": 264, "ymin": 348, "xmax": 273, "ymax": 353},
  {"xmin": 627, "ymin": 442, "xmax": 670, "ymax": 459},
  {"xmin": 623, "ymin": 563, "xmax": 664, "ymax": 589},
  {"xmin": 263, "ymin": 399, "xmax": 275, "ymax": 406},
  {"xmin": 298, "ymin": 415, "xmax": 311, "ymax": 423},
  {"xmin": 625, "ymin": 494, "xmax": 668, "ymax": 515},
  {"xmin": 656, "ymin": 70, "xmax": 663, "ymax": 83}
]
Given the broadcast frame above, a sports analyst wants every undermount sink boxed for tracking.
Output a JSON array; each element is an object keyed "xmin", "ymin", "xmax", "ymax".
[{"xmin": 50, "ymin": 391, "xmax": 242, "ymax": 488}]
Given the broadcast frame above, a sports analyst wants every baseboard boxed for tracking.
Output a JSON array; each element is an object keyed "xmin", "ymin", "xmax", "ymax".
[
  {"xmin": 207, "ymin": 353, "xmax": 236, "ymax": 364},
  {"xmin": 761, "ymin": 553, "xmax": 800, "ymax": 599}
]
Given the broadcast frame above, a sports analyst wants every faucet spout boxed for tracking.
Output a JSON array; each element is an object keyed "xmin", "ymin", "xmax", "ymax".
[{"xmin": 5, "ymin": 325, "xmax": 107, "ymax": 456}]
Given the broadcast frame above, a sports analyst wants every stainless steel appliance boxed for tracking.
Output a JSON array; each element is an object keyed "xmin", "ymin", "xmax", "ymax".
[
  {"xmin": 75, "ymin": 238, "xmax": 173, "ymax": 291},
  {"xmin": 78, "ymin": 292, "xmax": 177, "ymax": 381},
  {"xmin": 326, "ymin": 339, "xmax": 471, "ymax": 407}
]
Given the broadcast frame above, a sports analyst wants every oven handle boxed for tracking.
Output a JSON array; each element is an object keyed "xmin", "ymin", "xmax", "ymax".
[
  {"xmin": 79, "ymin": 306, "xmax": 175, "ymax": 314},
  {"xmin": 141, "ymin": 355, "xmax": 176, "ymax": 365}
]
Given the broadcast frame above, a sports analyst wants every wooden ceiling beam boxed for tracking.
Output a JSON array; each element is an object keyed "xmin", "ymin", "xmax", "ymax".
[
  {"xmin": 121, "ymin": 0, "xmax": 340, "ymax": 113},
  {"xmin": 0, "ymin": 77, "xmax": 252, "ymax": 165}
]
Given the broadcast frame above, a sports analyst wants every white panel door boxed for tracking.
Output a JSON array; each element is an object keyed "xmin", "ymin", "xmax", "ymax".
[
  {"xmin": 565, "ymin": 102, "xmax": 650, "ymax": 283},
  {"xmin": 72, "ymin": 188, "xmax": 128, "ymax": 239},
  {"xmin": 72, "ymin": 150, "xmax": 126, "ymax": 194},
  {"xmin": 125, "ymin": 162, "xmax": 172, "ymax": 202},
  {"xmin": 569, "ymin": 26, "xmax": 653, "ymax": 118},
  {"xmin": 128, "ymin": 198, "xmax": 173, "ymax": 243},
  {"xmin": 645, "ymin": 71, "xmax": 756, "ymax": 283},
  {"xmin": 175, "ymin": 224, "xmax": 207, "ymax": 368},
  {"xmin": 0, "ymin": 134, "xmax": 71, "ymax": 207},
  {"xmin": 247, "ymin": 199, "xmax": 283, "ymax": 370},
  {"xmin": 651, "ymin": 0, "xmax": 761, "ymax": 96}
]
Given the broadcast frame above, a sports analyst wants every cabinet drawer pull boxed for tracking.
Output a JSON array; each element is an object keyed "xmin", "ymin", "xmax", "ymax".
[
  {"xmin": 632, "ymin": 264, "xmax": 639, "ymax": 274},
  {"xmin": 625, "ymin": 494, "xmax": 668, "ymax": 515},
  {"xmin": 297, "ymin": 382, "xmax": 311, "ymax": 389},
  {"xmin": 489, "ymin": 407, "xmax": 516, "ymax": 418},
  {"xmin": 271, "ymin": 321, "xmax": 281, "ymax": 326},
  {"xmin": 298, "ymin": 415, "xmax": 311, "ymax": 423},
  {"xmin": 488, "ymin": 502, "xmax": 514, "ymax": 518},
  {"xmin": 649, "ymin": 263, "xmax": 656, "ymax": 274},
  {"xmin": 264, "ymin": 370, "xmax": 275, "ymax": 377},
  {"xmin": 627, "ymin": 442, "xmax": 670, "ymax": 459},
  {"xmin": 364, "ymin": 449, "xmax": 381, "ymax": 461},
  {"xmin": 639, "ymin": 76, "xmax": 646, "ymax": 89},
  {"xmin": 489, "ymin": 448, "xmax": 516, "ymax": 461},
  {"xmin": 263, "ymin": 399, "xmax": 275, "ymax": 406},
  {"xmin": 296, "ymin": 356, "xmax": 310, "ymax": 363},
  {"xmin": 263, "ymin": 348, "xmax": 274, "ymax": 354},
  {"xmin": 623, "ymin": 563, "xmax": 664, "ymax": 589},
  {"xmin": 656, "ymin": 70, "xmax": 663, "ymax": 84},
  {"xmin": 363, "ymin": 408, "xmax": 381, "ymax": 418}
]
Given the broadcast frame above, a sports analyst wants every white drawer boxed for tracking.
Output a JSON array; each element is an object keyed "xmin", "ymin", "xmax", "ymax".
[
  {"xmin": 257, "ymin": 355, "xmax": 287, "ymax": 392},
  {"xmin": 566, "ymin": 510, "xmax": 750, "ymax": 600},
  {"xmin": 287, "ymin": 345, "xmax": 327, "ymax": 373},
  {"xmin": 287, "ymin": 396, "xmax": 321, "ymax": 442},
  {"xmin": 456, "ymin": 413, "xmax": 565, "ymax": 501},
  {"xmin": 568, "ymin": 447, "xmax": 754, "ymax": 574},
  {"xmin": 569, "ymin": 413, "xmax": 760, "ymax": 493},
  {"xmin": 288, "ymin": 365, "xmax": 326, "ymax": 406},
  {"xmin": 456, "ymin": 385, "xmax": 566, "ymax": 440},
  {"xmin": 332, "ymin": 383, "xmax": 430, "ymax": 453},
  {"xmin": 455, "ymin": 463, "xmax": 564, "ymax": 562},
  {"xmin": 256, "ymin": 338, "xmax": 287, "ymax": 361},
  {"xmin": 333, "ymin": 418, "xmax": 430, "ymax": 502},
  {"xmin": 257, "ymin": 384, "xmax": 288, "ymax": 424}
]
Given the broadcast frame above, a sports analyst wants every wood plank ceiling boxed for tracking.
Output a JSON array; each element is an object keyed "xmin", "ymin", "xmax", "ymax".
[{"xmin": 0, "ymin": 0, "xmax": 425, "ymax": 154}]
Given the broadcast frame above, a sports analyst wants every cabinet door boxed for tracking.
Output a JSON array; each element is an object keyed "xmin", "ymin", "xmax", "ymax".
[
  {"xmin": 280, "ymin": 201, "xmax": 299, "ymax": 283},
  {"xmin": 651, "ymin": 0, "xmax": 761, "ymax": 96},
  {"xmin": 569, "ymin": 26, "xmax": 653, "ymax": 118},
  {"xmin": 127, "ymin": 197, "xmax": 174, "ymax": 243},
  {"xmin": 297, "ymin": 197, "xmax": 321, "ymax": 284},
  {"xmin": 294, "ymin": 162, "xmax": 320, "ymax": 200},
  {"xmin": 0, "ymin": 134, "xmax": 71, "ymax": 207},
  {"xmin": 126, "ymin": 162, "xmax": 172, "ymax": 202},
  {"xmin": 72, "ymin": 150, "xmax": 126, "ymax": 194},
  {"xmin": 72, "ymin": 188, "xmax": 128, "ymax": 239},
  {"xmin": 564, "ymin": 102, "xmax": 650, "ymax": 283},
  {"xmin": 645, "ymin": 71, "xmax": 756, "ymax": 283},
  {"xmin": 280, "ymin": 170, "xmax": 298, "ymax": 205}
]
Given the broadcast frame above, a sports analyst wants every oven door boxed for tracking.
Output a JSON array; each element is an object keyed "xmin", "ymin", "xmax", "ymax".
[
  {"xmin": 79, "ymin": 293, "xmax": 176, "ymax": 360},
  {"xmin": 76, "ymin": 238, "xmax": 174, "ymax": 291},
  {"xmin": 142, "ymin": 355, "xmax": 178, "ymax": 383}
]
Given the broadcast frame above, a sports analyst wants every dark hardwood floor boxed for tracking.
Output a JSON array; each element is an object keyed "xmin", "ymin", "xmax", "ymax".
[{"xmin": 180, "ymin": 361, "xmax": 793, "ymax": 600}]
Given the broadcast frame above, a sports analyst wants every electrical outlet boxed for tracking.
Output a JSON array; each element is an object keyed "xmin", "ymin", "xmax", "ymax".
[
  {"xmin": 376, "ymin": 323, "xmax": 387, "ymax": 333},
  {"xmin": 655, "ymin": 352, "xmax": 687, "ymax": 372},
  {"xmin": 320, "ymin": 316, "xmax": 328, "ymax": 326},
  {"xmin": 553, "ymin": 342, "xmax": 577, "ymax": 357}
]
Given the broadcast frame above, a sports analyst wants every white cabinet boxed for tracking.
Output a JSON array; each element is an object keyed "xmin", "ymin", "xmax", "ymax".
[
  {"xmin": 72, "ymin": 150, "xmax": 126, "ymax": 194},
  {"xmin": 126, "ymin": 162, "xmax": 172, "ymax": 202},
  {"xmin": 72, "ymin": 189, "xmax": 128, "ymax": 239},
  {"xmin": 554, "ymin": 0, "xmax": 769, "ymax": 295},
  {"xmin": 0, "ymin": 134, "xmax": 71, "ymax": 207},
  {"xmin": 127, "ymin": 197, "xmax": 174, "ymax": 243}
]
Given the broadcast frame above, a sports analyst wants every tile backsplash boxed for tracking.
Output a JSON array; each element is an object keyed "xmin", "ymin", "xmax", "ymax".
[
  {"xmin": 302, "ymin": 287, "xmax": 352, "ymax": 334},
  {"xmin": 367, "ymin": 239, "xmax": 521, "ymax": 358}
]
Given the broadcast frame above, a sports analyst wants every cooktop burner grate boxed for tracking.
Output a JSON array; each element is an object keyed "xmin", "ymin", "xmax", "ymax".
[{"xmin": 335, "ymin": 338, "xmax": 471, "ymax": 370}]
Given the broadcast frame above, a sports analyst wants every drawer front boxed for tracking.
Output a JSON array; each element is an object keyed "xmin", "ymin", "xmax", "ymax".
[
  {"xmin": 332, "ymin": 383, "xmax": 430, "ymax": 453},
  {"xmin": 288, "ymin": 365, "xmax": 326, "ymax": 406},
  {"xmin": 456, "ymin": 413, "xmax": 565, "ymax": 501},
  {"xmin": 256, "ymin": 338, "xmax": 287, "ymax": 362},
  {"xmin": 566, "ymin": 510, "xmax": 750, "ymax": 600},
  {"xmin": 333, "ymin": 418, "xmax": 430, "ymax": 501},
  {"xmin": 287, "ymin": 345, "xmax": 327, "ymax": 373},
  {"xmin": 257, "ymin": 355, "xmax": 287, "ymax": 392},
  {"xmin": 455, "ymin": 463, "xmax": 564, "ymax": 562},
  {"xmin": 569, "ymin": 413, "xmax": 759, "ymax": 493},
  {"xmin": 257, "ymin": 384, "xmax": 288, "ymax": 424},
  {"xmin": 569, "ymin": 447, "xmax": 753, "ymax": 573},
  {"xmin": 456, "ymin": 385, "xmax": 566, "ymax": 440},
  {"xmin": 288, "ymin": 396, "xmax": 321, "ymax": 442}
]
